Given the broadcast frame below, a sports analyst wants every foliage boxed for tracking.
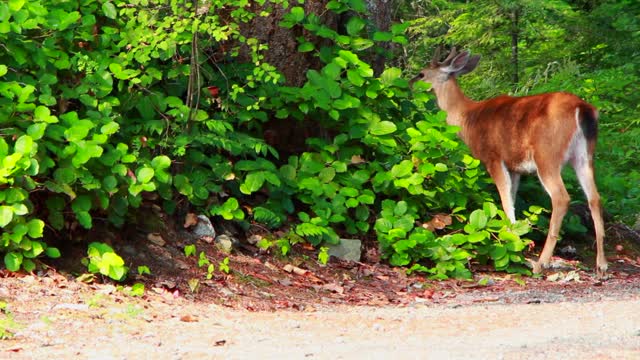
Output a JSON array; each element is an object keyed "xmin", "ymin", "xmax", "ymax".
[
  {"xmin": 83, "ymin": 242, "xmax": 128, "ymax": 281},
  {"xmin": 400, "ymin": 0, "xmax": 640, "ymax": 226},
  {"xmin": 0, "ymin": 0, "xmax": 581, "ymax": 280}
]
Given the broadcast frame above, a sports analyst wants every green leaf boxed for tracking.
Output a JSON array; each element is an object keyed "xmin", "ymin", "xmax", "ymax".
[
  {"xmin": 136, "ymin": 167, "xmax": 154, "ymax": 183},
  {"xmin": 0, "ymin": 64, "xmax": 7, "ymax": 77},
  {"xmin": 289, "ymin": 6, "xmax": 304, "ymax": 22},
  {"xmin": 469, "ymin": 209, "xmax": 488, "ymax": 229},
  {"xmin": 102, "ymin": 2, "xmax": 117, "ymax": 19},
  {"xmin": 298, "ymin": 42, "xmax": 315, "ymax": 52},
  {"xmin": 380, "ymin": 67, "xmax": 402, "ymax": 86},
  {"xmin": 45, "ymin": 247, "xmax": 61, "ymax": 258},
  {"xmin": 346, "ymin": 17, "xmax": 366, "ymax": 36},
  {"xmin": 370, "ymin": 121, "xmax": 397, "ymax": 136},
  {"xmin": 240, "ymin": 172, "xmax": 265, "ymax": 194},
  {"xmin": 390, "ymin": 160, "xmax": 413, "ymax": 178},
  {"xmin": 27, "ymin": 219, "xmax": 45, "ymax": 238},
  {"xmin": 4, "ymin": 252, "xmax": 22, "ymax": 272},
  {"xmin": 151, "ymin": 156, "xmax": 171, "ymax": 170},
  {"xmin": 347, "ymin": 69, "xmax": 365, "ymax": 86},
  {"xmin": 8, "ymin": 0, "xmax": 26, "ymax": 12},
  {"xmin": 0, "ymin": 206, "xmax": 13, "ymax": 227},
  {"xmin": 101, "ymin": 122, "xmax": 120, "ymax": 135},
  {"xmin": 373, "ymin": 31, "xmax": 393, "ymax": 41},
  {"xmin": 14, "ymin": 135, "xmax": 33, "ymax": 155}
]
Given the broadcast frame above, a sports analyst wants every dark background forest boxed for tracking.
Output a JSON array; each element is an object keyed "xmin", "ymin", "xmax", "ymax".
[{"xmin": 0, "ymin": 0, "xmax": 638, "ymax": 280}]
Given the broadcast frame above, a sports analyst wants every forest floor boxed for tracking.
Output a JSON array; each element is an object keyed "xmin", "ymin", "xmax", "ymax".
[{"xmin": 2, "ymin": 215, "xmax": 640, "ymax": 359}]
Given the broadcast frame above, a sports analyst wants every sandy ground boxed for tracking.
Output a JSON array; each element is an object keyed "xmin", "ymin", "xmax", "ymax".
[{"xmin": 2, "ymin": 274, "xmax": 639, "ymax": 360}]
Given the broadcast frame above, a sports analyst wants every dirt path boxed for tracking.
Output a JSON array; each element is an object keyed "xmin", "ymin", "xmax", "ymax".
[
  {"xmin": 3, "ymin": 226, "xmax": 640, "ymax": 359},
  {"xmin": 2, "ymin": 274, "xmax": 640, "ymax": 360}
]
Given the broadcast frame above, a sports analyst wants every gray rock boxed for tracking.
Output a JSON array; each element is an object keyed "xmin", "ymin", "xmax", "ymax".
[
  {"xmin": 327, "ymin": 238, "xmax": 362, "ymax": 262},
  {"xmin": 214, "ymin": 234, "xmax": 235, "ymax": 253},
  {"xmin": 192, "ymin": 215, "xmax": 216, "ymax": 241}
]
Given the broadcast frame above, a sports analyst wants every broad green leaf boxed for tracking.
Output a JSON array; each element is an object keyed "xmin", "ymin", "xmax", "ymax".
[
  {"xmin": 0, "ymin": 206, "xmax": 13, "ymax": 227},
  {"xmin": 136, "ymin": 167, "xmax": 154, "ymax": 183},
  {"xmin": 240, "ymin": 172, "xmax": 266, "ymax": 194},
  {"xmin": 289, "ymin": 6, "xmax": 304, "ymax": 22},
  {"xmin": 390, "ymin": 160, "xmax": 413, "ymax": 178},
  {"xmin": 8, "ymin": 0, "xmax": 25, "ymax": 12},
  {"xmin": 380, "ymin": 67, "xmax": 402, "ymax": 86},
  {"xmin": 45, "ymin": 247, "xmax": 62, "ymax": 258},
  {"xmin": 101, "ymin": 122, "xmax": 120, "ymax": 135},
  {"xmin": 394, "ymin": 201, "xmax": 408, "ymax": 216},
  {"xmin": 298, "ymin": 42, "xmax": 315, "ymax": 52},
  {"xmin": 27, "ymin": 123, "xmax": 47, "ymax": 140},
  {"xmin": 4, "ymin": 252, "xmax": 22, "ymax": 272},
  {"xmin": 469, "ymin": 209, "xmax": 488, "ymax": 229},
  {"xmin": 347, "ymin": 69, "xmax": 364, "ymax": 86},
  {"xmin": 0, "ymin": 64, "xmax": 7, "ymax": 77},
  {"xmin": 102, "ymin": 2, "xmax": 117, "ymax": 19},
  {"xmin": 27, "ymin": 219, "xmax": 45, "ymax": 238},
  {"xmin": 467, "ymin": 231, "xmax": 488, "ymax": 243},
  {"xmin": 151, "ymin": 155, "xmax": 171, "ymax": 170},
  {"xmin": 318, "ymin": 167, "xmax": 336, "ymax": 183},
  {"xmin": 345, "ymin": 17, "xmax": 365, "ymax": 36},
  {"xmin": 369, "ymin": 121, "xmax": 397, "ymax": 136},
  {"xmin": 14, "ymin": 135, "xmax": 33, "ymax": 155}
]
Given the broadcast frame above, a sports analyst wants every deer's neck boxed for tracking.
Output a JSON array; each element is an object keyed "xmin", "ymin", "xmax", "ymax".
[{"xmin": 434, "ymin": 78, "xmax": 474, "ymax": 128}]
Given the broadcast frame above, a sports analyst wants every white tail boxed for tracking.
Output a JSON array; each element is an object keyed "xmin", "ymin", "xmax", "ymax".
[{"xmin": 411, "ymin": 48, "xmax": 607, "ymax": 276}]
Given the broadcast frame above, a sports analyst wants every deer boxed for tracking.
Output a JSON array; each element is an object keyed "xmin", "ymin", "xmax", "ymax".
[{"xmin": 410, "ymin": 47, "xmax": 607, "ymax": 277}]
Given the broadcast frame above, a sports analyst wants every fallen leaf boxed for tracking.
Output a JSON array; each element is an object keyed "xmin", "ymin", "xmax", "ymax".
[
  {"xmin": 180, "ymin": 314, "xmax": 199, "ymax": 322},
  {"xmin": 422, "ymin": 213, "xmax": 452, "ymax": 231},
  {"xmin": 283, "ymin": 264, "xmax": 308, "ymax": 276},
  {"xmin": 318, "ymin": 283, "xmax": 344, "ymax": 294},
  {"xmin": 184, "ymin": 213, "xmax": 198, "ymax": 228},
  {"xmin": 422, "ymin": 289, "xmax": 435, "ymax": 299},
  {"xmin": 147, "ymin": 233, "xmax": 166, "ymax": 246},
  {"xmin": 350, "ymin": 155, "xmax": 366, "ymax": 164}
]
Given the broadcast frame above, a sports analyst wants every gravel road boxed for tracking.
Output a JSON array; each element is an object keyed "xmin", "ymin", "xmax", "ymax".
[{"xmin": 6, "ymin": 293, "xmax": 640, "ymax": 359}]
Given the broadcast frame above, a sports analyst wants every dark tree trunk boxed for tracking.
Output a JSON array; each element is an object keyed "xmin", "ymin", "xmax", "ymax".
[
  {"xmin": 239, "ymin": 0, "xmax": 395, "ymax": 85},
  {"xmin": 366, "ymin": 0, "xmax": 394, "ymax": 75},
  {"xmin": 233, "ymin": 1, "xmax": 395, "ymax": 155},
  {"xmin": 510, "ymin": 8, "xmax": 519, "ymax": 89}
]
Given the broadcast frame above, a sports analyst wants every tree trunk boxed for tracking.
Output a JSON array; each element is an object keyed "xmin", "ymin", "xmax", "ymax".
[
  {"xmin": 366, "ymin": 0, "xmax": 394, "ymax": 75},
  {"xmin": 510, "ymin": 8, "xmax": 519, "ymax": 89},
  {"xmin": 239, "ymin": 1, "xmax": 395, "ymax": 85},
  {"xmin": 233, "ymin": 1, "xmax": 395, "ymax": 155}
]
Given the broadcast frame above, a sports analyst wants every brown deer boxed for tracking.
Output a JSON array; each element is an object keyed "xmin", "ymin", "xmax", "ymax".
[{"xmin": 411, "ymin": 47, "xmax": 607, "ymax": 276}]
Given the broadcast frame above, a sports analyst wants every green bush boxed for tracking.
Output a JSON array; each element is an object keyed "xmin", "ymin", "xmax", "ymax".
[{"xmin": 0, "ymin": 0, "xmax": 536, "ymax": 279}]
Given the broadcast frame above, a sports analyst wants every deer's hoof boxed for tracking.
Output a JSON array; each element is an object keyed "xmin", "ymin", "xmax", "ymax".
[{"xmin": 596, "ymin": 259, "xmax": 608, "ymax": 279}]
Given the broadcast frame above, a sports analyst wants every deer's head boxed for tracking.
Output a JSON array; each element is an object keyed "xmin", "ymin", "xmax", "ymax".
[{"xmin": 410, "ymin": 47, "xmax": 481, "ymax": 89}]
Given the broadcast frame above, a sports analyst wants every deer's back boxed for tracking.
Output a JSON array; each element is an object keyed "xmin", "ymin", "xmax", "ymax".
[{"xmin": 461, "ymin": 92, "xmax": 594, "ymax": 172}]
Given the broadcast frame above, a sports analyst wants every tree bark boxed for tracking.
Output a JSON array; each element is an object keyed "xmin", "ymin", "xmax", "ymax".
[{"xmin": 510, "ymin": 8, "xmax": 519, "ymax": 88}]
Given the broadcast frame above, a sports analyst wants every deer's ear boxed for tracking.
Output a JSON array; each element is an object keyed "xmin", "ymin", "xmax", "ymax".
[
  {"xmin": 454, "ymin": 55, "xmax": 480, "ymax": 76},
  {"xmin": 442, "ymin": 51, "xmax": 470, "ymax": 74}
]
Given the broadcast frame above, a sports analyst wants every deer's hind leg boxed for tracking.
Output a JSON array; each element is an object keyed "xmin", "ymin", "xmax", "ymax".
[{"xmin": 535, "ymin": 166, "xmax": 571, "ymax": 273}]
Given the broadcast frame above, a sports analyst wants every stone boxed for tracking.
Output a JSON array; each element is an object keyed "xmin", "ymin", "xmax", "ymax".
[
  {"xmin": 327, "ymin": 238, "xmax": 362, "ymax": 262},
  {"xmin": 247, "ymin": 234, "xmax": 262, "ymax": 245},
  {"xmin": 192, "ymin": 215, "xmax": 216, "ymax": 241},
  {"xmin": 214, "ymin": 234, "xmax": 235, "ymax": 253}
]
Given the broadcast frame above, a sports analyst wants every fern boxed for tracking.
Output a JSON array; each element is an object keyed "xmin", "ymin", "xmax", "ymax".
[
  {"xmin": 252, "ymin": 206, "xmax": 282, "ymax": 229},
  {"xmin": 295, "ymin": 222, "xmax": 339, "ymax": 246}
]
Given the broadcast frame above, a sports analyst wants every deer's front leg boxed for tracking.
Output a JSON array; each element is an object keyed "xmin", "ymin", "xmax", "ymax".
[{"xmin": 486, "ymin": 161, "xmax": 517, "ymax": 223}]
